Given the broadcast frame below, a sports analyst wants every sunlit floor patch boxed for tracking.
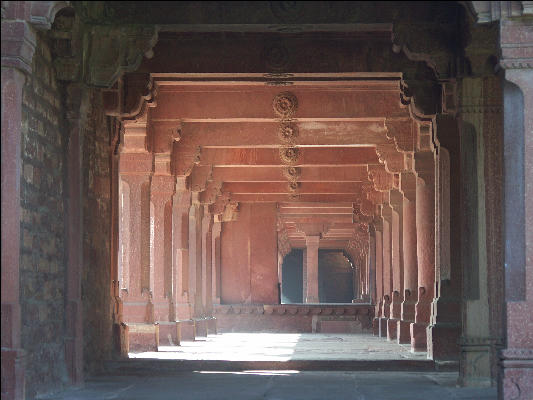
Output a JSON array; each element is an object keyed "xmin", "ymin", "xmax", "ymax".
[{"xmin": 129, "ymin": 332, "xmax": 429, "ymax": 361}]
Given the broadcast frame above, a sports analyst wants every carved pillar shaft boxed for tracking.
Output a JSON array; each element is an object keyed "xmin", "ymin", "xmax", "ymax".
[
  {"xmin": 388, "ymin": 190, "xmax": 404, "ymax": 341},
  {"xmin": 212, "ymin": 221, "xmax": 222, "ymax": 305},
  {"xmin": 305, "ymin": 236, "xmax": 320, "ymax": 303},
  {"xmin": 201, "ymin": 212, "xmax": 213, "ymax": 316},
  {"xmin": 151, "ymin": 171, "xmax": 175, "ymax": 322},
  {"xmin": 410, "ymin": 152, "xmax": 436, "ymax": 352},
  {"xmin": 189, "ymin": 193, "xmax": 203, "ymax": 318},
  {"xmin": 171, "ymin": 177, "xmax": 191, "ymax": 320}
]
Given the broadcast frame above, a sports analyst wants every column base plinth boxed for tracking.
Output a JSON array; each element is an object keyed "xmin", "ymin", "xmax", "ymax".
[
  {"xmin": 125, "ymin": 323, "xmax": 159, "ymax": 353},
  {"xmin": 194, "ymin": 318, "xmax": 208, "ymax": 339},
  {"xmin": 158, "ymin": 321, "xmax": 181, "ymax": 346},
  {"xmin": 207, "ymin": 316, "xmax": 217, "ymax": 335},
  {"xmin": 410, "ymin": 322, "xmax": 427, "ymax": 352},
  {"xmin": 427, "ymin": 323, "xmax": 460, "ymax": 361},
  {"xmin": 1, "ymin": 348, "xmax": 25, "ymax": 400},
  {"xmin": 387, "ymin": 318, "xmax": 400, "ymax": 341},
  {"xmin": 379, "ymin": 317, "xmax": 388, "ymax": 338},
  {"xmin": 177, "ymin": 319, "xmax": 195, "ymax": 341},
  {"xmin": 397, "ymin": 320, "xmax": 413, "ymax": 344},
  {"xmin": 372, "ymin": 317, "xmax": 380, "ymax": 336}
]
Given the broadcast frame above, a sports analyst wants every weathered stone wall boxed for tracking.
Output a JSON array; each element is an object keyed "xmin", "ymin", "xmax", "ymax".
[
  {"xmin": 81, "ymin": 87, "xmax": 113, "ymax": 375},
  {"xmin": 20, "ymin": 32, "xmax": 69, "ymax": 399},
  {"xmin": 19, "ymin": 30, "xmax": 114, "ymax": 398}
]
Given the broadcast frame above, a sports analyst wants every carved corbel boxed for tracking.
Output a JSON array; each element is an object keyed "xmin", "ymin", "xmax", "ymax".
[
  {"xmin": 375, "ymin": 144, "xmax": 405, "ymax": 174},
  {"xmin": 190, "ymin": 165, "xmax": 213, "ymax": 193},
  {"xmin": 173, "ymin": 146, "xmax": 201, "ymax": 177},
  {"xmin": 385, "ymin": 118, "xmax": 416, "ymax": 153},
  {"xmin": 221, "ymin": 201, "xmax": 240, "ymax": 222},
  {"xmin": 200, "ymin": 179, "xmax": 222, "ymax": 205},
  {"xmin": 367, "ymin": 165, "xmax": 394, "ymax": 192},
  {"xmin": 86, "ymin": 25, "xmax": 158, "ymax": 88}
]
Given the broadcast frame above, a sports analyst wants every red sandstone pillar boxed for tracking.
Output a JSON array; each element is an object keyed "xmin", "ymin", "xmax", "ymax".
[
  {"xmin": 201, "ymin": 211, "xmax": 213, "ymax": 316},
  {"xmin": 410, "ymin": 152, "xmax": 436, "ymax": 352},
  {"xmin": 387, "ymin": 190, "xmax": 404, "ymax": 341},
  {"xmin": 305, "ymin": 236, "xmax": 320, "ymax": 303},
  {"xmin": 398, "ymin": 172, "xmax": 418, "ymax": 344},
  {"xmin": 211, "ymin": 220, "xmax": 222, "ymax": 305},
  {"xmin": 500, "ymin": 27, "xmax": 533, "ymax": 397},
  {"xmin": 172, "ymin": 177, "xmax": 191, "ymax": 320},
  {"xmin": 189, "ymin": 193, "xmax": 204, "ymax": 319},
  {"xmin": 119, "ymin": 152, "xmax": 153, "ymax": 323},
  {"xmin": 1, "ymin": 60, "xmax": 28, "ymax": 400},
  {"xmin": 373, "ymin": 221, "xmax": 384, "ymax": 336},
  {"xmin": 151, "ymin": 155, "xmax": 175, "ymax": 322},
  {"xmin": 380, "ymin": 205, "xmax": 392, "ymax": 337}
]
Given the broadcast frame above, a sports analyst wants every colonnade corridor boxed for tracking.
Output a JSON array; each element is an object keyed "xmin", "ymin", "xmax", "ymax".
[{"xmin": 3, "ymin": 2, "xmax": 532, "ymax": 400}]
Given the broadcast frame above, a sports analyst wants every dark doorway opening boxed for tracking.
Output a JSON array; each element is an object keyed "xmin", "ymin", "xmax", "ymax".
[
  {"xmin": 318, "ymin": 250, "xmax": 354, "ymax": 303},
  {"xmin": 281, "ymin": 249, "xmax": 303, "ymax": 303}
]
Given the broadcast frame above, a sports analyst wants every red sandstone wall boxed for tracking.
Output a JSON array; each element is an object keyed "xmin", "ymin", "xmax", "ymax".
[{"xmin": 221, "ymin": 203, "xmax": 278, "ymax": 304}]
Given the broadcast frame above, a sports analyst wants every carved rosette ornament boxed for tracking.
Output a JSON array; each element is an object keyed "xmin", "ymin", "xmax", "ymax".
[
  {"xmin": 278, "ymin": 121, "xmax": 298, "ymax": 143},
  {"xmin": 283, "ymin": 166, "xmax": 301, "ymax": 181},
  {"xmin": 279, "ymin": 146, "xmax": 300, "ymax": 165},
  {"xmin": 273, "ymin": 91, "xmax": 298, "ymax": 118}
]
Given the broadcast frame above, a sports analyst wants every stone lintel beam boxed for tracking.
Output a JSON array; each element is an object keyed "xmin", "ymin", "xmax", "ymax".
[
  {"xmin": 230, "ymin": 194, "xmax": 363, "ymax": 203},
  {"xmin": 152, "ymin": 85, "xmax": 408, "ymax": 120},
  {"xmin": 195, "ymin": 147, "xmax": 379, "ymax": 167},
  {"xmin": 296, "ymin": 223, "xmax": 329, "ymax": 237},
  {"xmin": 153, "ymin": 120, "xmax": 391, "ymax": 148},
  {"xmin": 212, "ymin": 166, "xmax": 369, "ymax": 182},
  {"xmin": 222, "ymin": 181, "xmax": 364, "ymax": 194}
]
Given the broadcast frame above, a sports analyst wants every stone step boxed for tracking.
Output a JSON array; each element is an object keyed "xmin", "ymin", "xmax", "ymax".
[{"xmin": 103, "ymin": 358, "xmax": 451, "ymax": 375}]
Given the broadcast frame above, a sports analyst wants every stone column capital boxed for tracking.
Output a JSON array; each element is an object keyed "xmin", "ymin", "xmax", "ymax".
[{"xmin": 305, "ymin": 235, "xmax": 320, "ymax": 247}]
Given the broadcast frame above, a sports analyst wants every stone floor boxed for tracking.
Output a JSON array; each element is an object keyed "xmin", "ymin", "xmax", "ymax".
[
  {"xmin": 40, "ymin": 333, "xmax": 497, "ymax": 399},
  {"xmin": 131, "ymin": 333, "xmax": 429, "ymax": 361},
  {"xmin": 42, "ymin": 371, "xmax": 497, "ymax": 400}
]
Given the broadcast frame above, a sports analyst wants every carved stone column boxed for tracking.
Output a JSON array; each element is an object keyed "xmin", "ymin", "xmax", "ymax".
[
  {"xmin": 410, "ymin": 151, "xmax": 436, "ymax": 352},
  {"xmin": 398, "ymin": 172, "xmax": 418, "ymax": 344},
  {"xmin": 172, "ymin": 177, "xmax": 191, "ymax": 321},
  {"xmin": 387, "ymin": 190, "xmax": 404, "ymax": 341},
  {"xmin": 1, "ymin": 31, "xmax": 34, "ymax": 400},
  {"xmin": 151, "ymin": 155, "xmax": 175, "ymax": 322},
  {"xmin": 499, "ymin": 17, "xmax": 533, "ymax": 399},
  {"xmin": 119, "ymin": 151, "xmax": 153, "ymax": 323},
  {"xmin": 373, "ymin": 219, "xmax": 384, "ymax": 336},
  {"xmin": 211, "ymin": 220, "xmax": 222, "ymax": 306},
  {"xmin": 427, "ymin": 115, "xmax": 462, "ymax": 362},
  {"xmin": 304, "ymin": 236, "xmax": 320, "ymax": 303},
  {"xmin": 380, "ymin": 204, "xmax": 393, "ymax": 338}
]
